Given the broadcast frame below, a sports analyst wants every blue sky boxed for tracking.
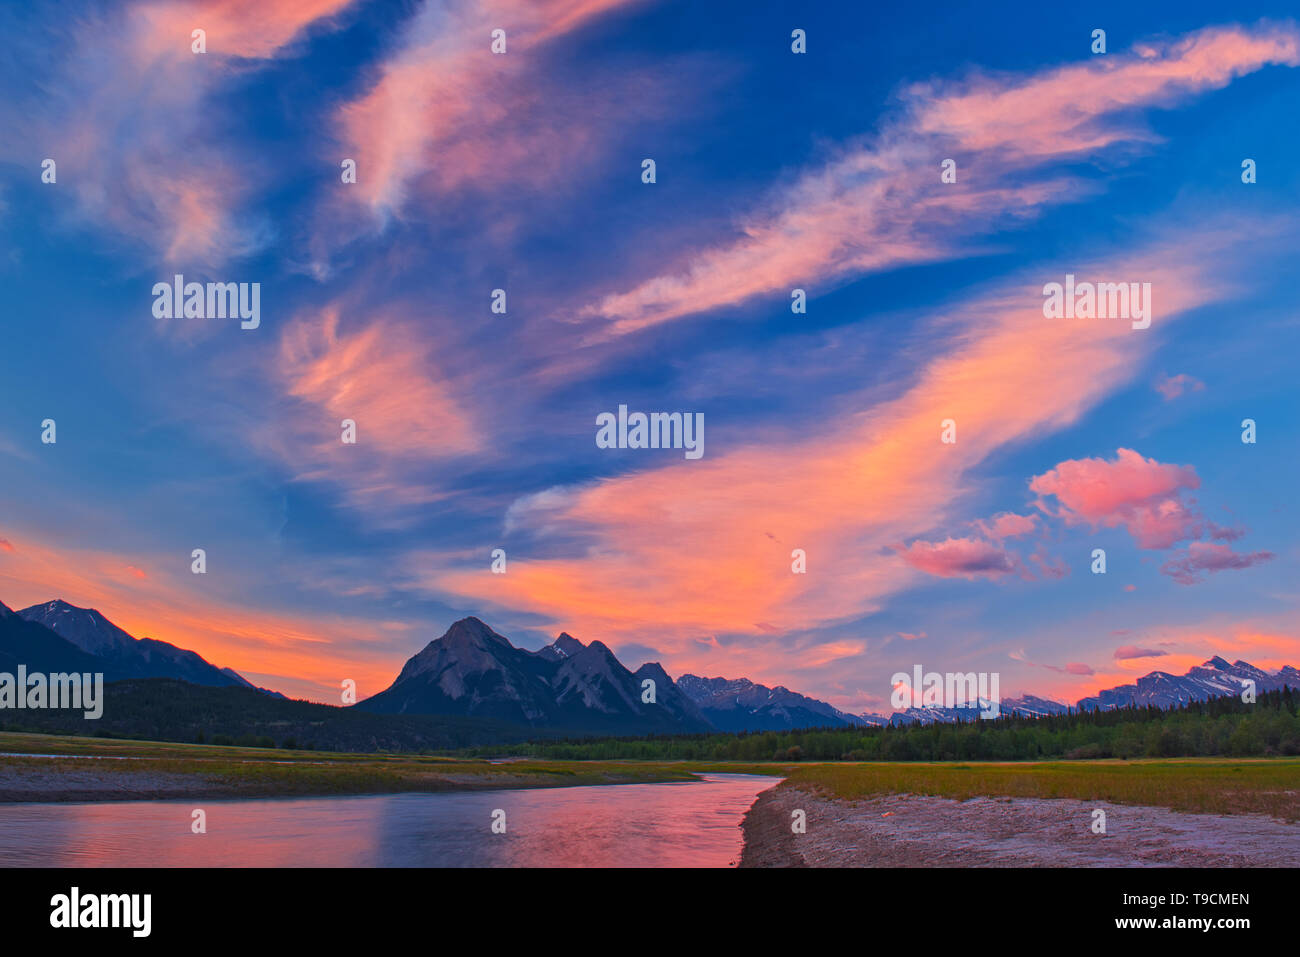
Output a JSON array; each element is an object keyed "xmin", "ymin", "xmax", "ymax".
[{"xmin": 1, "ymin": 0, "xmax": 1297, "ymax": 708}]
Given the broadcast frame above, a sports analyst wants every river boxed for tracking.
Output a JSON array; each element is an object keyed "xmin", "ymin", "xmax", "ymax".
[{"xmin": 0, "ymin": 773, "xmax": 779, "ymax": 867}]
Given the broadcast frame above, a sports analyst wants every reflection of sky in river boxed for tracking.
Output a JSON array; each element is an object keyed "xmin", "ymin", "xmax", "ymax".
[{"xmin": 0, "ymin": 774, "xmax": 780, "ymax": 867}]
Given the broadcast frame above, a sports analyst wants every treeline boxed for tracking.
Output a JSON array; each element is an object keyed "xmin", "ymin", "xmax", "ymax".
[
  {"xmin": 464, "ymin": 688, "xmax": 1300, "ymax": 761},
  {"xmin": 0, "ymin": 678, "xmax": 536, "ymax": 752}
]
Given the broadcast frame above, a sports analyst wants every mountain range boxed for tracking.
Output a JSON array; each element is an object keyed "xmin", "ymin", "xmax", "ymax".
[
  {"xmin": 356, "ymin": 617, "xmax": 711, "ymax": 735},
  {"xmin": 2, "ymin": 599, "xmax": 278, "ymax": 695},
  {"xmin": 3, "ymin": 597, "xmax": 1298, "ymax": 738},
  {"xmin": 674, "ymin": 674, "xmax": 880, "ymax": 731},
  {"xmin": 358, "ymin": 616, "xmax": 1299, "ymax": 733},
  {"xmin": 675, "ymin": 674, "xmax": 1073, "ymax": 728},
  {"xmin": 1076, "ymin": 656, "xmax": 1300, "ymax": 711}
]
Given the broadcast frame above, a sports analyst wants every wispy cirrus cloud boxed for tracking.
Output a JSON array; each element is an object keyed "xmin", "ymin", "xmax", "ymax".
[
  {"xmin": 334, "ymin": 0, "xmax": 647, "ymax": 223},
  {"xmin": 409, "ymin": 242, "xmax": 1224, "ymax": 679},
  {"xmin": 578, "ymin": 22, "xmax": 1300, "ymax": 336},
  {"xmin": 259, "ymin": 306, "xmax": 484, "ymax": 516},
  {"xmin": 1009, "ymin": 648, "xmax": 1095, "ymax": 676},
  {"xmin": 1114, "ymin": 645, "xmax": 1168, "ymax": 660},
  {"xmin": 133, "ymin": 0, "xmax": 355, "ymax": 60},
  {"xmin": 0, "ymin": 0, "xmax": 354, "ymax": 266},
  {"xmin": 1160, "ymin": 541, "xmax": 1275, "ymax": 585}
]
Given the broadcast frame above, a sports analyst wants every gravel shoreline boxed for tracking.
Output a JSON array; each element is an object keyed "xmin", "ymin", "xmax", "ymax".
[
  {"xmin": 0, "ymin": 757, "xmax": 694, "ymax": 803},
  {"xmin": 0, "ymin": 764, "xmax": 244, "ymax": 803},
  {"xmin": 739, "ymin": 784, "xmax": 1300, "ymax": 867}
]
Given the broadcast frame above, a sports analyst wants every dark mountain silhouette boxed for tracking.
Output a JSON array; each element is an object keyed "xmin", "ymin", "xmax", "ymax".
[
  {"xmin": 15, "ymin": 599, "xmax": 278, "ymax": 694},
  {"xmin": 357, "ymin": 617, "xmax": 711, "ymax": 734},
  {"xmin": 0, "ymin": 599, "xmax": 110, "ymax": 677},
  {"xmin": 5, "ymin": 595, "xmax": 1296, "ymax": 741}
]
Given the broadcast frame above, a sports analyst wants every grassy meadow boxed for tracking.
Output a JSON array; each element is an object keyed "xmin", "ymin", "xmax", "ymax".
[{"xmin": 2, "ymin": 731, "xmax": 1298, "ymax": 821}]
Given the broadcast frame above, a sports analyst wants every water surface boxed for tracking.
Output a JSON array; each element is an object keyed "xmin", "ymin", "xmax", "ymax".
[{"xmin": 0, "ymin": 773, "xmax": 779, "ymax": 867}]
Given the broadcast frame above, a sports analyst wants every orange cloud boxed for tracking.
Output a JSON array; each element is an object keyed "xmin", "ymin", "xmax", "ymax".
[
  {"xmin": 133, "ymin": 0, "xmax": 355, "ymax": 61},
  {"xmin": 279, "ymin": 307, "xmax": 480, "ymax": 457},
  {"xmin": 261, "ymin": 307, "xmax": 482, "ymax": 516},
  {"xmin": 423, "ymin": 243, "xmax": 1222, "ymax": 671}
]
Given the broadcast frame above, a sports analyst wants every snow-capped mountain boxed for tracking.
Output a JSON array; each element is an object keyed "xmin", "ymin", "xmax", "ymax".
[
  {"xmin": 1077, "ymin": 656, "xmax": 1300, "ymax": 711},
  {"xmin": 676, "ymin": 674, "xmax": 870, "ymax": 731}
]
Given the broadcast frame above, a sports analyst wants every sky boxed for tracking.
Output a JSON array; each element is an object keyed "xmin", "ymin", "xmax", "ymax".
[{"xmin": 1, "ymin": 0, "xmax": 1298, "ymax": 711}]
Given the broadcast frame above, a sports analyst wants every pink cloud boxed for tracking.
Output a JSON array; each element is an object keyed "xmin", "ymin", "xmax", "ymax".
[
  {"xmin": 1114, "ymin": 645, "xmax": 1168, "ymax": 660},
  {"xmin": 579, "ymin": 22, "xmax": 1299, "ymax": 335},
  {"xmin": 911, "ymin": 24, "xmax": 1300, "ymax": 157},
  {"xmin": 1154, "ymin": 372, "xmax": 1206, "ymax": 400},
  {"xmin": 262, "ymin": 307, "xmax": 482, "ymax": 517},
  {"xmin": 583, "ymin": 167, "xmax": 1076, "ymax": 339},
  {"xmin": 973, "ymin": 511, "xmax": 1038, "ymax": 540},
  {"xmin": 1027, "ymin": 551, "xmax": 1069, "ymax": 580},
  {"xmin": 1207, "ymin": 521, "xmax": 1247, "ymax": 542},
  {"xmin": 1010, "ymin": 648, "xmax": 1095, "ymax": 676},
  {"xmin": 895, "ymin": 537, "xmax": 1024, "ymax": 580},
  {"xmin": 0, "ymin": 1, "xmax": 353, "ymax": 267},
  {"xmin": 1030, "ymin": 448, "xmax": 1203, "ymax": 549},
  {"xmin": 1160, "ymin": 542, "xmax": 1275, "ymax": 585},
  {"xmin": 335, "ymin": 0, "xmax": 645, "ymax": 221},
  {"xmin": 133, "ymin": 0, "xmax": 355, "ymax": 61},
  {"xmin": 278, "ymin": 308, "xmax": 479, "ymax": 458}
]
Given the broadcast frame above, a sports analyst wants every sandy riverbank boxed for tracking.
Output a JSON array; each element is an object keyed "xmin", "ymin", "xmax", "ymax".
[{"xmin": 740, "ymin": 784, "xmax": 1300, "ymax": 867}]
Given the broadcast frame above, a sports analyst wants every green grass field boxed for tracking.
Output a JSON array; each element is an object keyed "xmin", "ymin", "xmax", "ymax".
[
  {"xmin": 0, "ymin": 731, "xmax": 699, "ymax": 797},
  {"xmin": 2, "ymin": 731, "xmax": 1297, "ymax": 820},
  {"xmin": 775, "ymin": 759, "xmax": 1300, "ymax": 821}
]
